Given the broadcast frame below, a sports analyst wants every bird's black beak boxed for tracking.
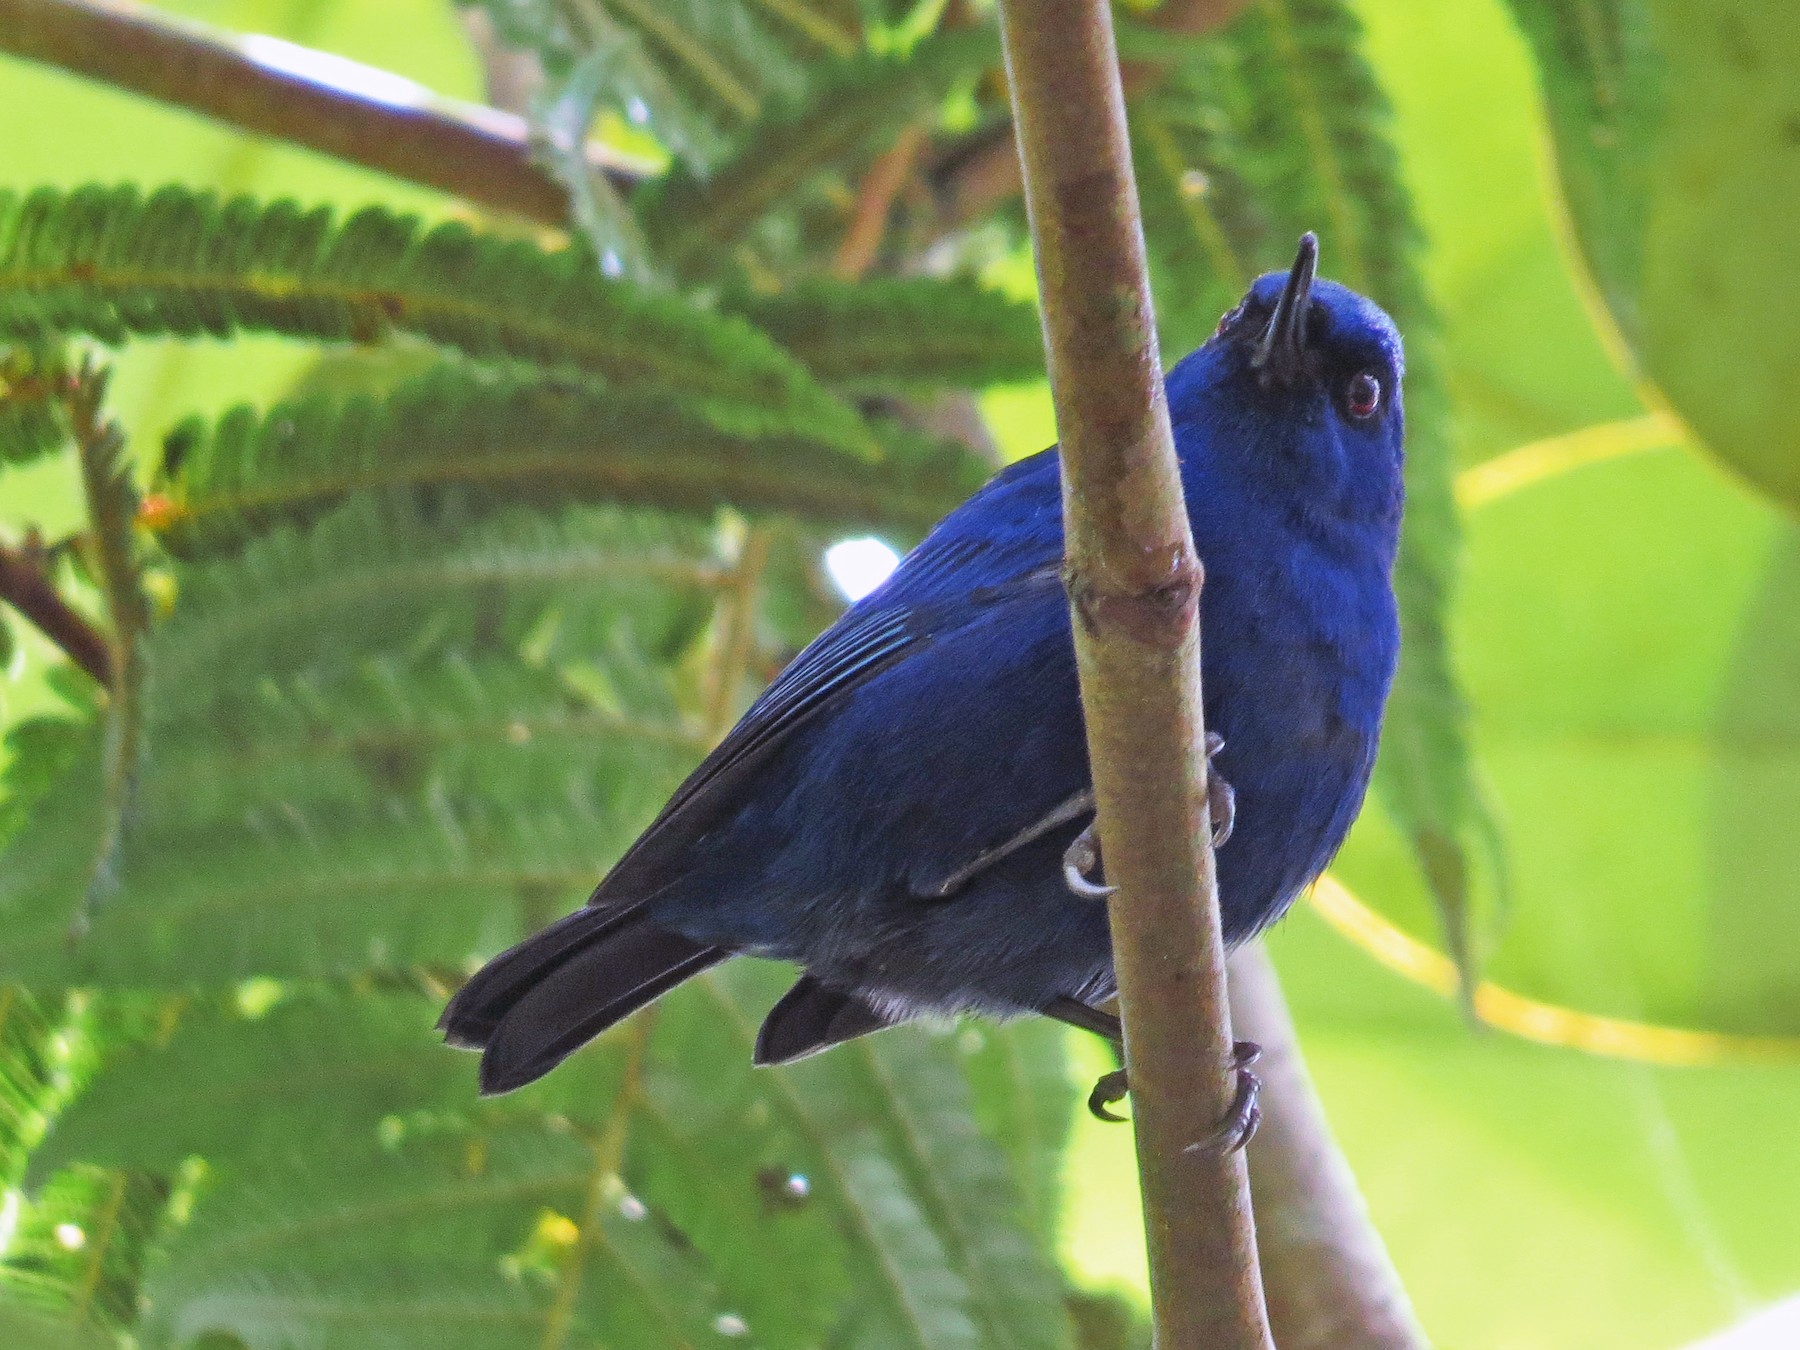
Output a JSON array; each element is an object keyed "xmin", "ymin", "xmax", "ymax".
[{"xmin": 1252, "ymin": 232, "xmax": 1318, "ymax": 383}]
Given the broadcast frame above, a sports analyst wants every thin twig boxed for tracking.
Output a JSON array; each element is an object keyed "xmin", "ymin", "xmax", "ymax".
[
  {"xmin": 2, "ymin": 0, "xmax": 1246, "ymax": 248},
  {"xmin": 995, "ymin": 0, "xmax": 1270, "ymax": 1343},
  {"xmin": 68, "ymin": 359, "xmax": 148, "ymax": 937},
  {"xmin": 832, "ymin": 125, "xmax": 926, "ymax": 282},
  {"xmin": 540, "ymin": 1013, "xmax": 655, "ymax": 1350},
  {"xmin": 0, "ymin": 0, "xmax": 653, "ymax": 228},
  {"xmin": 1230, "ymin": 944, "xmax": 1428, "ymax": 1350},
  {"xmin": 705, "ymin": 526, "xmax": 774, "ymax": 739},
  {"xmin": 0, "ymin": 533, "xmax": 111, "ymax": 686}
]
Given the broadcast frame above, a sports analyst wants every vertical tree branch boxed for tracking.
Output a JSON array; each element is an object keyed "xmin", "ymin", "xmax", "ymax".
[
  {"xmin": 1231, "ymin": 944, "xmax": 1429, "ymax": 1350},
  {"xmin": 994, "ymin": 0, "xmax": 1270, "ymax": 1344}
]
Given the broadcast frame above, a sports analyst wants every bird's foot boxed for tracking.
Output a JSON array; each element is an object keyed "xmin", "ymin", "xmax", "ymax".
[
  {"xmin": 1185, "ymin": 1041, "xmax": 1263, "ymax": 1154},
  {"xmin": 1088, "ymin": 1067, "xmax": 1131, "ymax": 1122},
  {"xmin": 1205, "ymin": 731, "xmax": 1235, "ymax": 848},
  {"xmin": 1061, "ymin": 738, "xmax": 1228, "ymax": 902},
  {"xmin": 1086, "ymin": 1040, "xmax": 1264, "ymax": 1155},
  {"xmin": 1063, "ymin": 820, "xmax": 1116, "ymax": 900}
]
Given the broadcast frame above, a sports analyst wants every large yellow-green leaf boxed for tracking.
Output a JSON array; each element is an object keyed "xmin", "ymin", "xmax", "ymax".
[{"xmin": 1508, "ymin": 0, "xmax": 1800, "ymax": 512}]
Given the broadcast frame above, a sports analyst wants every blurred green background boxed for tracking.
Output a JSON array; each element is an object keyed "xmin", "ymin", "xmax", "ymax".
[{"xmin": 3, "ymin": 1, "xmax": 1798, "ymax": 1347}]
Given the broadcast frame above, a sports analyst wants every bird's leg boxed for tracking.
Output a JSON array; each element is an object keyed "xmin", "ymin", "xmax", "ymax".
[
  {"xmin": 1042, "ymin": 997, "xmax": 1129, "ymax": 1118},
  {"xmin": 1041, "ymin": 997, "xmax": 1261, "ymax": 1147},
  {"xmin": 1063, "ymin": 737, "xmax": 1232, "ymax": 903},
  {"xmin": 932, "ymin": 789, "xmax": 1094, "ymax": 897}
]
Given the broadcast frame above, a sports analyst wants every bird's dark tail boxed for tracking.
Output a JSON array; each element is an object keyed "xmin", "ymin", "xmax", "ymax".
[{"xmin": 439, "ymin": 904, "xmax": 727, "ymax": 1095}]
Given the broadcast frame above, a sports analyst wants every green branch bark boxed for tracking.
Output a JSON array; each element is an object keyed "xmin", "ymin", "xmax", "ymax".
[
  {"xmin": 994, "ymin": 0, "xmax": 1271, "ymax": 1343},
  {"xmin": 0, "ymin": 0, "xmax": 650, "ymax": 227}
]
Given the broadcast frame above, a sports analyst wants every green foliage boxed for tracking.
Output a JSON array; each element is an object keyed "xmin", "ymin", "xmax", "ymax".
[
  {"xmin": 0, "ymin": 1164, "xmax": 171, "ymax": 1339},
  {"xmin": 68, "ymin": 363, "xmax": 148, "ymax": 932},
  {"xmin": 0, "ymin": 495, "xmax": 726, "ymax": 986},
  {"xmin": 27, "ymin": 973, "xmax": 1073, "ymax": 1350},
  {"xmin": 641, "ymin": 30, "xmax": 998, "ymax": 282},
  {"xmin": 155, "ymin": 363, "xmax": 985, "ymax": 556},
  {"xmin": 0, "ymin": 184, "xmax": 868, "ymax": 449},
  {"xmin": 1508, "ymin": 0, "xmax": 1800, "ymax": 513},
  {"xmin": 722, "ymin": 276, "xmax": 1046, "ymax": 393},
  {"xmin": 0, "ymin": 343, "xmax": 70, "ymax": 467}
]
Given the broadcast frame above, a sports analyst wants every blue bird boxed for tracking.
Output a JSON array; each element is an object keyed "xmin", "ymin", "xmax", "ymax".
[{"xmin": 441, "ymin": 235, "xmax": 1404, "ymax": 1130}]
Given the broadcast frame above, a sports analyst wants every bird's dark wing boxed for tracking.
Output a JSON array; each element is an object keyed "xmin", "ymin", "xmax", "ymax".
[
  {"xmin": 588, "ymin": 603, "xmax": 930, "ymax": 907},
  {"xmin": 589, "ymin": 451, "xmax": 1067, "ymax": 911}
]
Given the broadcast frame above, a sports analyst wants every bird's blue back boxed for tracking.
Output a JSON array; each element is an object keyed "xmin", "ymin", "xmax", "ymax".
[{"xmin": 640, "ymin": 273, "xmax": 1406, "ymax": 1022}]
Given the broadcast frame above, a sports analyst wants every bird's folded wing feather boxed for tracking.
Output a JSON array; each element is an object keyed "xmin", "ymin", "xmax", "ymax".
[
  {"xmin": 588, "ymin": 451, "xmax": 1070, "ymax": 910},
  {"xmin": 587, "ymin": 604, "xmax": 929, "ymax": 906}
]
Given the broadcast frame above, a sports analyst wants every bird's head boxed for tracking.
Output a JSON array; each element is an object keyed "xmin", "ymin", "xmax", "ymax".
[{"xmin": 1167, "ymin": 233, "xmax": 1405, "ymax": 526}]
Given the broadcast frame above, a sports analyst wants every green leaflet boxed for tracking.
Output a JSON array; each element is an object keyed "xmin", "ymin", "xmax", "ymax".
[
  {"xmin": 139, "ymin": 1130, "xmax": 723, "ymax": 1350},
  {"xmin": 1502, "ymin": 0, "xmax": 1660, "ymax": 344},
  {"xmin": 0, "ymin": 714, "xmax": 91, "ymax": 856},
  {"xmin": 456, "ymin": 0, "xmax": 812, "ymax": 173},
  {"xmin": 665, "ymin": 966, "xmax": 1063, "ymax": 1349},
  {"xmin": 155, "ymin": 364, "xmax": 988, "ymax": 557},
  {"xmin": 1127, "ymin": 29, "xmax": 1263, "ymax": 355},
  {"xmin": 641, "ymin": 30, "xmax": 999, "ymax": 282},
  {"xmin": 142, "ymin": 654, "xmax": 707, "ymax": 837},
  {"xmin": 35, "ymin": 975, "xmax": 1074, "ymax": 1350},
  {"xmin": 534, "ymin": 50, "xmax": 664, "ymax": 284},
  {"xmin": 0, "ymin": 184, "xmax": 870, "ymax": 451},
  {"xmin": 0, "ymin": 343, "xmax": 70, "ymax": 467},
  {"xmin": 1134, "ymin": 0, "xmax": 1489, "ymax": 983},
  {"xmin": 153, "ymin": 496, "xmax": 724, "ymax": 695},
  {"xmin": 0, "ymin": 987, "xmax": 67, "ymax": 1186},
  {"xmin": 824, "ymin": 1027, "xmax": 1076, "ymax": 1350},
  {"xmin": 0, "ymin": 499, "xmax": 729, "ymax": 987},
  {"xmin": 1509, "ymin": 0, "xmax": 1800, "ymax": 514},
  {"xmin": 955, "ymin": 1019, "xmax": 1074, "ymax": 1245},
  {"xmin": 590, "ymin": 0, "xmax": 806, "ymax": 132},
  {"xmin": 0, "ymin": 1165, "xmax": 171, "ymax": 1341},
  {"xmin": 721, "ymin": 276, "xmax": 1046, "ymax": 393}
]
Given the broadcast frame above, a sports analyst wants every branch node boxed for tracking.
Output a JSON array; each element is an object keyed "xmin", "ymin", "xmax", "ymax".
[{"xmin": 1063, "ymin": 555, "xmax": 1202, "ymax": 647}]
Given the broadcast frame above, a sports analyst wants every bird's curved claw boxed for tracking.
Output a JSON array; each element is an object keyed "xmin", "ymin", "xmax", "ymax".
[
  {"xmin": 1085, "ymin": 1041, "xmax": 1262, "ymax": 1151},
  {"xmin": 1184, "ymin": 1041, "xmax": 1263, "ymax": 1155},
  {"xmin": 1205, "ymin": 732, "xmax": 1235, "ymax": 849},
  {"xmin": 1063, "ymin": 820, "xmax": 1117, "ymax": 900},
  {"xmin": 1088, "ymin": 1068, "xmax": 1130, "ymax": 1122}
]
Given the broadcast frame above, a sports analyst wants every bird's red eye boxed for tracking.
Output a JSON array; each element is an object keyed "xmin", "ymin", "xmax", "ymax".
[
  {"xmin": 1214, "ymin": 303, "xmax": 1246, "ymax": 339},
  {"xmin": 1346, "ymin": 370, "xmax": 1382, "ymax": 419}
]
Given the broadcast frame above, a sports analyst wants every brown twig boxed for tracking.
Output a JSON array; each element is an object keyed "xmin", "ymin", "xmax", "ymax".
[
  {"xmin": 1, "ymin": 0, "xmax": 1246, "ymax": 247},
  {"xmin": 0, "ymin": 532, "xmax": 111, "ymax": 686},
  {"xmin": 995, "ymin": 0, "xmax": 1270, "ymax": 1343},
  {"xmin": 832, "ymin": 125, "xmax": 927, "ymax": 282},
  {"xmin": 0, "ymin": 0, "xmax": 652, "ymax": 229},
  {"xmin": 1231, "ymin": 943, "xmax": 1429, "ymax": 1350},
  {"xmin": 705, "ymin": 526, "xmax": 774, "ymax": 740}
]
